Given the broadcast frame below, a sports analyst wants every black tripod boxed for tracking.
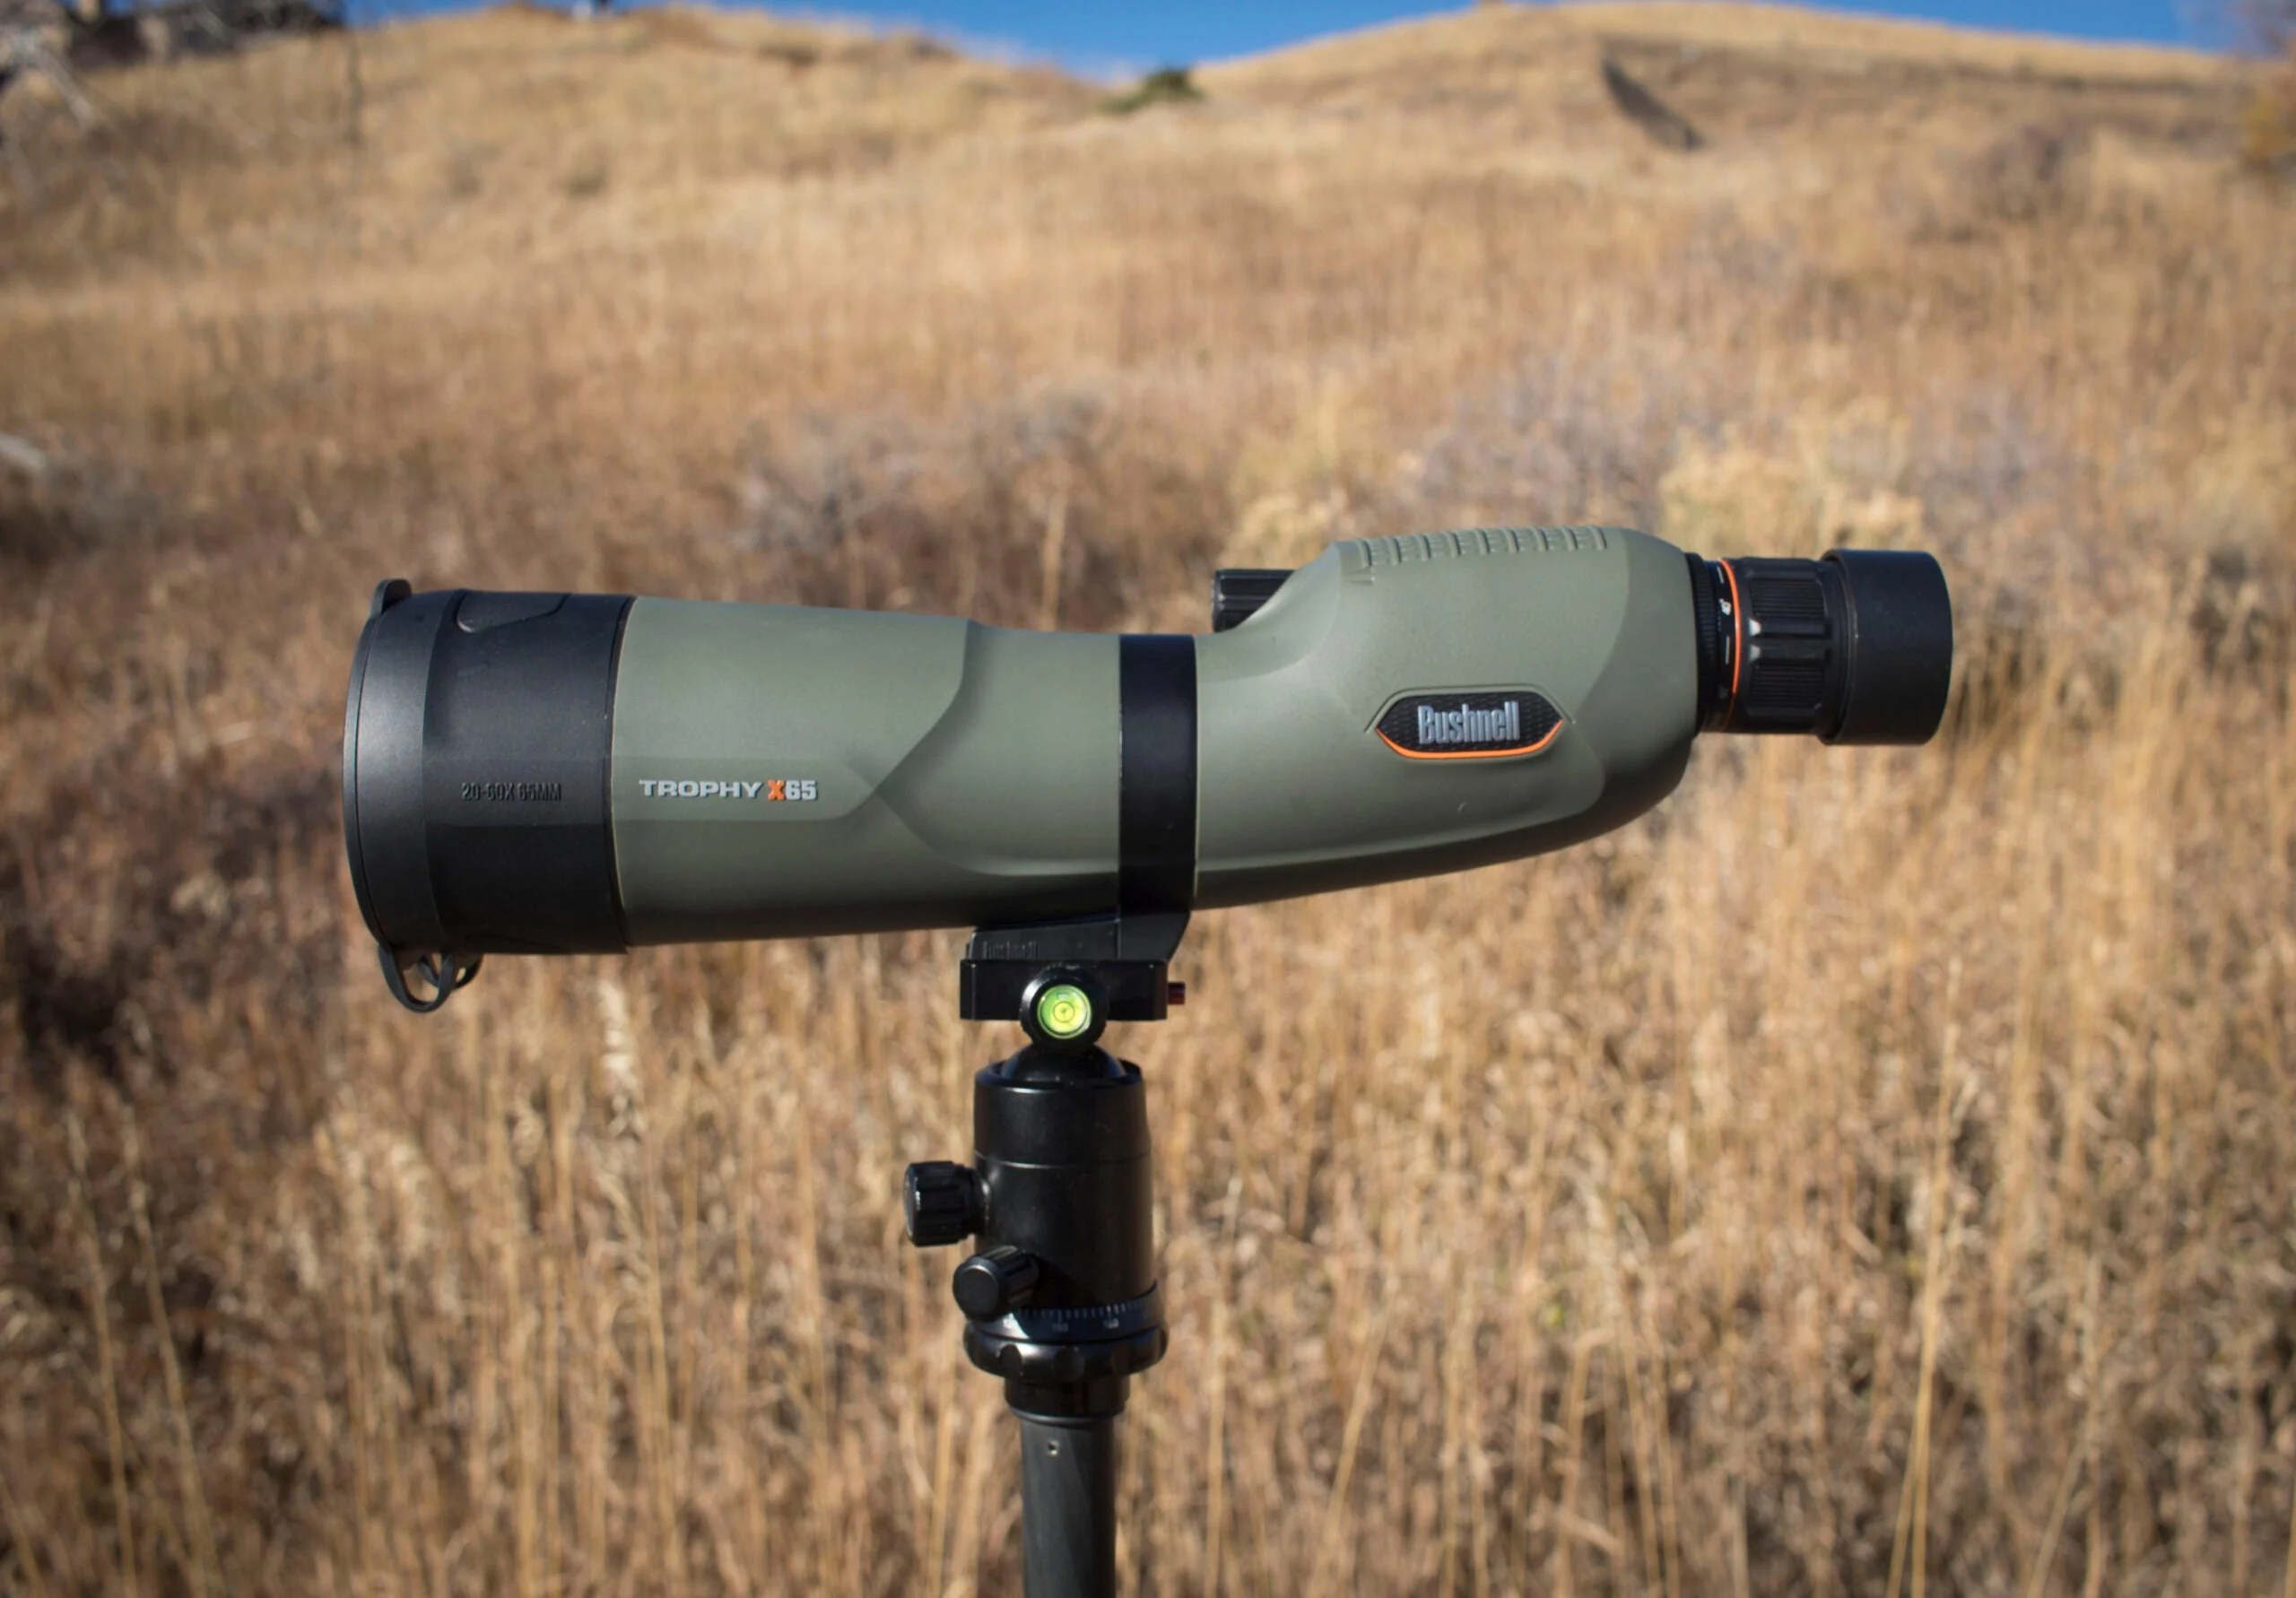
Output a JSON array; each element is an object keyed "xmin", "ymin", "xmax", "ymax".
[{"xmin": 903, "ymin": 913, "xmax": 1187, "ymax": 1598}]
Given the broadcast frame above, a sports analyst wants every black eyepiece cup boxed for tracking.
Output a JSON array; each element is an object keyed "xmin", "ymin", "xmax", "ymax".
[{"xmin": 1822, "ymin": 549, "xmax": 1953, "ymax": 746}]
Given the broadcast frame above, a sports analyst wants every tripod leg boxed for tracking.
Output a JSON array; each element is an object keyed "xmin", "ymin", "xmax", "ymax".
[{"xmin": 1017, "ymin": 1411, "xmax": 1118, "ymax": 1598}]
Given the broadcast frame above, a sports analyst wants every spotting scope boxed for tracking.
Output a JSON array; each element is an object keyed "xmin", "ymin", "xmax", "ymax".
[{"xmin": 343, "ymin": 525, "xmax": 1949, "ymax": 1008}]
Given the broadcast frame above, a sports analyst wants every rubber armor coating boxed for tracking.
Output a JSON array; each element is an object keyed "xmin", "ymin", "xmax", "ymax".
[{"xmin": 604, "ymin": 526, "xmax": 1695, "ymax": 943}]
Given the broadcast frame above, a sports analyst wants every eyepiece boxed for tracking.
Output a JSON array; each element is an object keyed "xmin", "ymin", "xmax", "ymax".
[{"xmin": 1688, "ymin": 549, "xmax": 1952, "ymax": 744}]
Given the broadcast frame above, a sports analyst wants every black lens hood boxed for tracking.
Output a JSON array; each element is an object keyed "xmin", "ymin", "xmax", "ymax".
[{"xmin": 343, "ymin": 581, "xmax": 633, "ymax": 960}]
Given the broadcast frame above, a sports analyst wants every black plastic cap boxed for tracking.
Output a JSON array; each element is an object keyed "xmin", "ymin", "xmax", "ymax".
[
  {"xmin": 343, "ymin": 584, "xmax": 635, "ymax": 968},
  {"xmin": 1822, "ymin": 549, "xmax": 1953, "ymax": 746}
]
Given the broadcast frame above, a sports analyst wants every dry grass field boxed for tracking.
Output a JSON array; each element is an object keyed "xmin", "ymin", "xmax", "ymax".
[{"xmin": 2, "ymin": 2, "xmax": 2292, "ymax": 1593}]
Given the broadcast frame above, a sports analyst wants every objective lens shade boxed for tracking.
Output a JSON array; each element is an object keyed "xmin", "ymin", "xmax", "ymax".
[{"xmin": 344, "ymin": 586, "xmax": 631, "ymax": 959}]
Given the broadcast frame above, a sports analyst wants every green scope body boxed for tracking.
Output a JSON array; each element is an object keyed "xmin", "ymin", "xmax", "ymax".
[{"xmin": 343, "ymin": 528, "xmax": 1950, "ymax": 976}]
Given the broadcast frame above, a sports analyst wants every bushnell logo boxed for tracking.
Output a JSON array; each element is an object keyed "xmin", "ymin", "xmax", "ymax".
[{"xmin": 1376, "ymin": 690, "xmax": 1563, "ymax": 760}]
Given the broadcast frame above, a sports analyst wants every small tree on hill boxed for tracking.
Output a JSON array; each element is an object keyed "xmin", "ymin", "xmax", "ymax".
[{"xmin": 1100, "ymin": 66, "xmax": 1202, "ymax": 117}]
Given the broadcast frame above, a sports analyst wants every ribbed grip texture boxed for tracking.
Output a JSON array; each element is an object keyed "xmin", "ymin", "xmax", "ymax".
[
  {"xmin": 1720, "ymin": 557, "xmax": 1850, "ymax": 736},
  {"xmin": 1339, "ymin": 525, "xmax": 1611, "ymax": 571}
]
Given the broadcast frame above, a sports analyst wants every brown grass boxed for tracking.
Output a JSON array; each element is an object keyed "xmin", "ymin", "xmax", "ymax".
[{"xmin": 2, "ymin": 3, "xmax": 2293, "ymax": 1594}]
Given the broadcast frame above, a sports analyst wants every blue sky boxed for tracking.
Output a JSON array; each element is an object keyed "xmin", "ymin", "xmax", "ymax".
[
  {"xmin": 782, "ymin": 1, "xmax": 2207, "ymax": 71},
  {"xmin": 365, "ymin": 0, "xmax": 2226, "ymax": 68}
]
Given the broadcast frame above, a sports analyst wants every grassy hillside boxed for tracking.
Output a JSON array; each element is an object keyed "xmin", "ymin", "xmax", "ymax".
[{"xmin": 2, "ymin": 4, "xmax": 2292, "ymax": 1594}]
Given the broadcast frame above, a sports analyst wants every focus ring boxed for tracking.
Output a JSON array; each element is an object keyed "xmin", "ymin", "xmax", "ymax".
[
  {"xmin": 1683, "ymin": 555, "xmax": 1730, "ymax": 730},
  {"xmin": 1718, "ymin": 557, "xmax": 1850, "ymax": 737}
]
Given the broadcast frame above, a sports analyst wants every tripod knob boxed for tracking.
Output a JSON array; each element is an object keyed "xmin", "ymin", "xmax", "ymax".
[
  {"xmin": 903, "ymin": 1161, "xmax": 980, "ymax": 1248},
  {"xmin": 952, "ymin": 1246, "xmax": 1040, "ymax": 1318}
]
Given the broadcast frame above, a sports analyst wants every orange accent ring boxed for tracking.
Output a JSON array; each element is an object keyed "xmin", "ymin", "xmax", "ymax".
[
  {"xmin": 1719, "ymin": 559, "xmax": 1745, "ymax": 712},
  {"xmin": 1377, "ymin": 720, "xmax": 1566, "ymax": 760}
]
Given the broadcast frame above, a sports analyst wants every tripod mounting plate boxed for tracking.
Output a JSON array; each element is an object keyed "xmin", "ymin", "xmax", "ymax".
[{"xmin": 958, "ymin": 912, "xmax": 1187, "ymax": 1027}]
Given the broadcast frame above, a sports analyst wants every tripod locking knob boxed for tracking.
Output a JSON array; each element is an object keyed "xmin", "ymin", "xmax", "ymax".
[
  {"xmin": 903, "ymin": 1161, "xmax": 980, "ymax": 1248},
  {"xmin": 952, "ymin": 1246, "xmax": 1040, "ymax": 1318}
]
